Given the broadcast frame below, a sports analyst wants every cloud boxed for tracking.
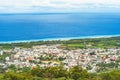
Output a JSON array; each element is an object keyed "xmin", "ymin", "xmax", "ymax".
[{"xmin": 0, "ymin": 0, "xmax": 120, "ymax": 13}]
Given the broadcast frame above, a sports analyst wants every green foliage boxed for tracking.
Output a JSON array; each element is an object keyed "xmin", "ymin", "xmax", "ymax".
[
  {"xmin": 3, "ymin": 72, "xmax": 26, "ymax": 80},
  {"xmin": 0, "ymin": 36, "xmax": 120, "ymax": 49},
  {"xmin": 69, "ymin": 66, "xmax": 91, "ymax": 80},
  {"xmin": 8, "ymin": 65, "xmax": 17, "ymax": 71},
  {"xmin": 0, "ymin": 52, "xmax": 10, "ymax": 62},
  {"xmin": 0, "ymin": 74, "xmax": 4, "ymax": 80},
  {"xmin": 22, "ymin": 67, "xmax": 31, "ymax": 72},
  {"xmin": 99, "ymin": 70, "xmax": 120, "ymax": 80},
  {"xmin": 31, "ymin": 66, "xmax": 68, "ymax": 79},
  {"xmin": 0, "ymin": 66, "xmax": 120, "ymax": 80}
]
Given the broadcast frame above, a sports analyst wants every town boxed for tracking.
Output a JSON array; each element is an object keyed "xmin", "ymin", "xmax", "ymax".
[{"xmin": 0, "ymin": 44, "xmax": 120, "ymax": 73}]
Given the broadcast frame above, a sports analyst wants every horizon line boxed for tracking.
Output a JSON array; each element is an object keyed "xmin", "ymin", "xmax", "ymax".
[{"xmin": 0, "ymin": 12, "xmax": 120, "ymax": 15}]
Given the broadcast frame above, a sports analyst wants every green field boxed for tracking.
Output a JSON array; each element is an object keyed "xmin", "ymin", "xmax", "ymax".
[{"xmin": 0, "ymin": 36, "xmax": 120, "ymax": 50}]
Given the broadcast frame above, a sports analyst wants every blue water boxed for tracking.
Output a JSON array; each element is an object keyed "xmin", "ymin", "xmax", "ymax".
[{"xmin": 0, "ymin": 13, "xmax": 120, "ymax": 43}]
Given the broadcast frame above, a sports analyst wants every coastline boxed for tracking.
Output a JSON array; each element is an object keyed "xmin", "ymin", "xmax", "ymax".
[{"xmin": 0, "ymin": 34, "xmax": 120, "ymax": 44}]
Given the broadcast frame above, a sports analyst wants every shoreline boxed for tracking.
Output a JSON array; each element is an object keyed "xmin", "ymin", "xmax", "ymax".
[{"xmin": 0, "ymin": 34, "xmax": 120, "ymax": 44}]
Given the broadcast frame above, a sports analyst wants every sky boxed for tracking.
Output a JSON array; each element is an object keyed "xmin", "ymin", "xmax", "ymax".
[{"xmin": 0, "ymin": 0, "xmax": 120, "ymax": 13}]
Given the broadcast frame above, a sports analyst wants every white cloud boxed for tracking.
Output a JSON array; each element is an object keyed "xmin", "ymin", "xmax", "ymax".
[{"xmin": 0, "ymin": 0, "xmax": 120, "ymax": 13}]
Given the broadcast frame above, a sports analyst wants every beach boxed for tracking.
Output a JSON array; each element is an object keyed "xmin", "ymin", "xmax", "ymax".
[{"xmin": 0, "ymin": 34, "xmax": 120, "ymax": 44}]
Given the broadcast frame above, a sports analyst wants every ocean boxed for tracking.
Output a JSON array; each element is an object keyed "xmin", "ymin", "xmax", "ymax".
[{"xmin": 0, "ymin": 13, "xmax": 120, "ymax": 43}]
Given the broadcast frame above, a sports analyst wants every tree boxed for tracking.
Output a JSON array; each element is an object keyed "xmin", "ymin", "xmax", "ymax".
[
  {"xmin": 69, "ymin": 66, "xmax": 91, "ymax": 80},
  {"xmin": 3, "ymin": 72, "xmax": 26, "ymax": 80},
  {"xmin": 31, "ymin": 67, "xmax": 43, "ymax": 77},
  {"xmin": 100, "ymin": 70, "xmax": 120, "ymax": 80}
]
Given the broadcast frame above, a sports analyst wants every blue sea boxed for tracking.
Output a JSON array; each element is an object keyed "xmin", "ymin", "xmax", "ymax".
[{"xmin": 0, "ymin": 13, "xmax": 120, "ymax": 43}]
